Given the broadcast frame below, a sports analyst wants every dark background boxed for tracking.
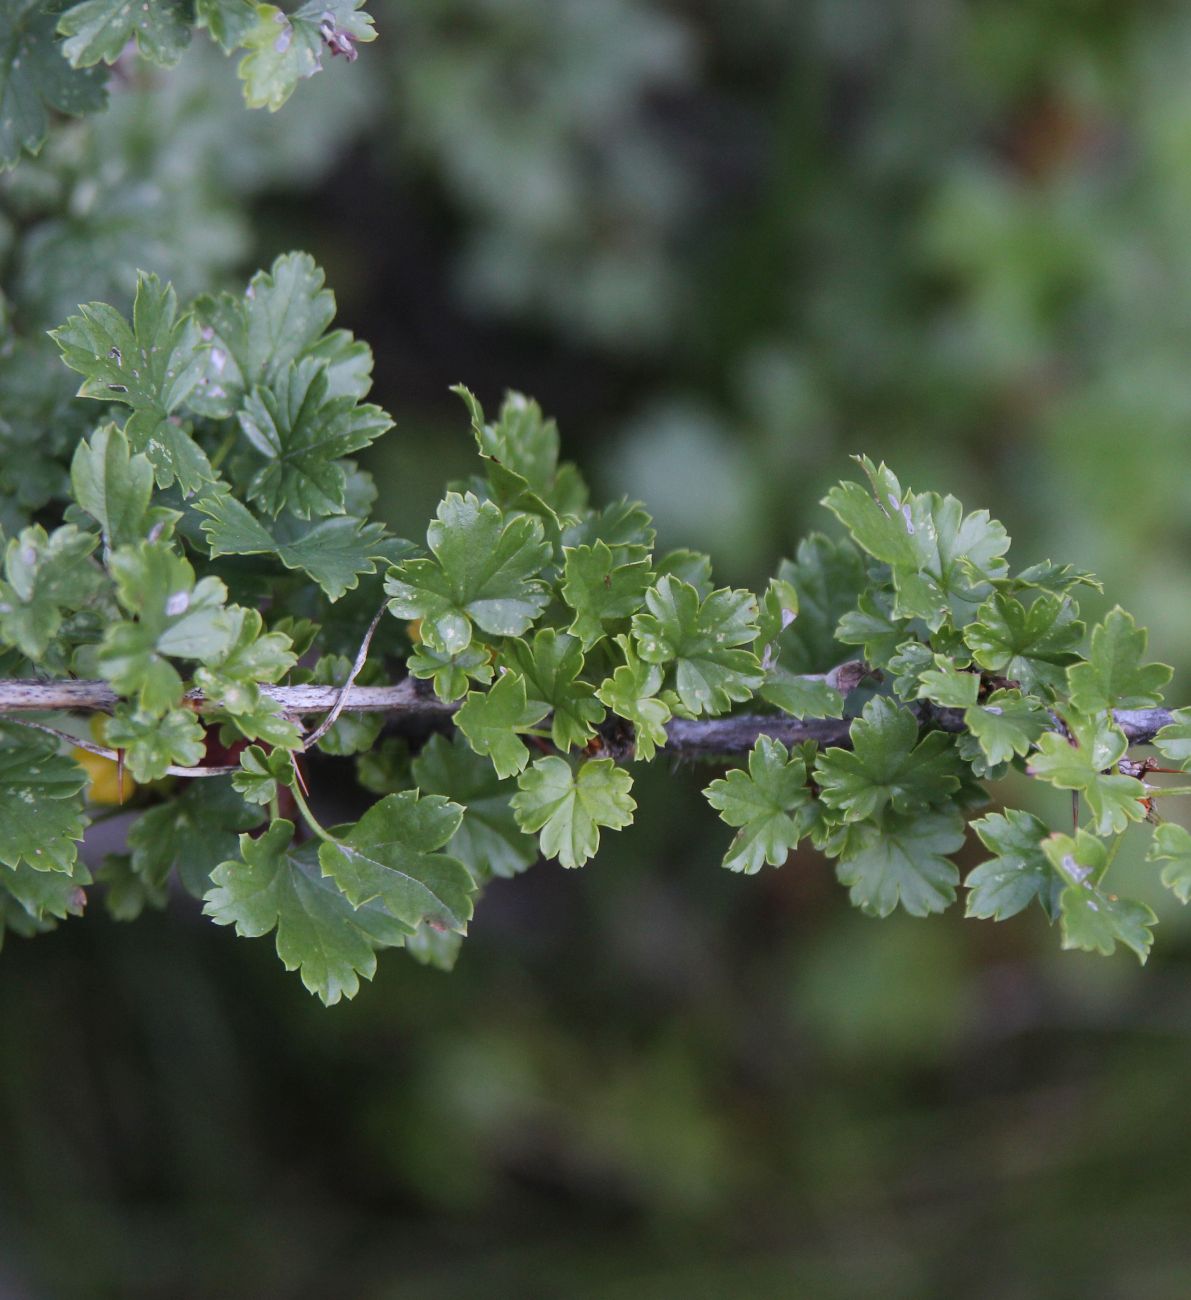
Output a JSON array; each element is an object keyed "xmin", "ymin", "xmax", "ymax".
[{"xmin": 3, "ymin": 2, "xmax": 1191, "ymax": 1295}]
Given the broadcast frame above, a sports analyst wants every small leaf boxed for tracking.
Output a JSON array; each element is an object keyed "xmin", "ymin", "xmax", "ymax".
[
  {"xmin": 1147, "ymin": 823, "xmax": 1191, "ymax": 904},
  {"xmin": 58, "ymin": 0, "xmax": 191, "ymax": 67},
  {"xmin": 232, "ymin": 745, "xmax": 295, "ymax": 805},
  {"xmin": 503, "ymin": 628, "xmax": 605, "ymax": 750},
  {"xmin": 0, "ymin": 732, "xmax": 88, "ymax": 873},
  {"xmin": 512, "ymin": 757, "xmax": 635, "ymax": 869},
  {"xmin": 964, "ymin": 591, "xmax": 1083, "ymax": 696},
  {"xmin": 916, "ymin": 655, "xmax": 979, "ymax": 708},
  {"xmin": 561, "ymin": 541, "xmax": 652, "ymax": 649},
  {"xmin": 454, "ymin": 672, "xmax": 548, "ymax": 779},
  {"xmin": 237, "ymin": 0, "xmax": 376, "ymax": 112},
  {"xmin": 595, "ymin": 634, "xmax": 671, "ymax": 761},
  {"xmin": 106, "ymin": 705, "xmax": 205, "ymax": 782},
  {"xmin": 967, "ymin": 808, "xmax": 1056, "ymax": 920},
  {"xmin": 1066, "ymin": 607, "xmax": 1172, "ymax": 714},
  {"xmin": 0, "ymin": 524, "xmax": 102, "ymax": 659},
  {"xmin": 1043, "ymin": 830, "xmax": 1155, "ymax": 962},
  {"xmin": 1027, "ymin": 715, "xmax": 1146, "ymax": 836},
  {"xmin": 1154, "ymin": 707, "xmax": 1191, "ymax": 771},
  {"xmin": 703, "ymin": 736, "xmax": 813, "ymax": 874},
  {"xmin": 831, "ymin": 808, "xmax": 966, "ymax": 918},
  {"xmin": 962, "ymin": 689, "xmax": 1048, "ymax": 767}
]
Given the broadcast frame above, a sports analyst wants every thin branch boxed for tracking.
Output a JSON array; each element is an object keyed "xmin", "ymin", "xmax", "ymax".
[
  {"xmin": 0, "ymin": 679, "xmax": 1178, "ymax": 766},
  {"xmin": 299, "ymin": 601, "xmax": 387, "ymax": 751},
  {"xmin": 5, "ymin": 717, "xmax": 239, "ymax": 777}
]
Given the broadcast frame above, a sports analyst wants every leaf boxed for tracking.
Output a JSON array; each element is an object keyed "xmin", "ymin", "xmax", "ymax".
[
  {"xmin": 58, "ymin": 0, "xmax": 190, "ymax": 67},
  {"xmin": 385, "ymin": 492, "xmax": 551, "ymax": 654},
  {"xmin": 831, "ymin": 808, "xmax": 966, "ymax": 918},
  {"xmin": 405, "ymin": 640, "xmax": 494, "ymax": 703},
  {"xmin": 71, "ymin": 424, "xmax": 165, "ymax": 551},
  {"xmin": 835, "ymin": 590, "xmax": 908, "ymax": 667},
  {"xmin": 886, "ymin": 640, "xmax": 935, "ymax": 700},
  {"xmin": 105, "ymin": 705, "xmax": 205, "ymax": 782},
  {"xmin": 561, "ymin": 498, "xmax": 654, "ymax": 563},
  {"xmin": 813, "ymin": 695, "xmax": 962, "ymax": 822},
  {"xmin": 197, "ymin": 491, "xmax": 387, "ymax": 600},
  {"xmin": 966, "ymin": 808, "xmax": 1056, "ymax": 920},
  {"xmin": 0, "ymin": 733, "xmax": 87, "ymax": 873},
  {"xmin": 317, "ymin": 791, "xmax": 475, "ymax": 934},
  {"xmin": 1, "ymin": 858, "xmax": 90, "ymax": 929},
  {"xmin": 512, "ymin": 757, "xmax": 636, "ymax": 869},
  {"xmin": 205, "ymin": 820, "xmax": 402, "ymax": 1005},
  {"xmin": 0, "ymin": 523, "xmax": 101, "ymax": 659},
  {"xmin": 1027, "ymin": 715, "xmax": 1146, "ymax": 836},
  {"xmin": 195, "ymin": 0, "xmax": 257, "ymax": 50},
  {"xmin": 238, "ymin": 357, "xmax": 393, "ymax": 518},
  {"xmin": 1043, "ymin": 830, "xmax": 1156, "ymax": 962},
  {"xmin": 1066, "ymin": 606, "xmax": 1172, "ymax": 714},
  {"xmin": 98, "ymin": 542, "xmax": 236, "ymax": 714},
  {"xmin": 502, "ymin": 628, "xmax": 605, "ymax": 750},
  {"xmin": 191, "ymin": 252, "xmax": 354, "ymax": 412},
  {"xmin": 51, "ymin": 272, "xmax": 213, "ymax": 493},
  {"xmin": 0, "ymin": 0, "xmax": 107, "ymax": 169},
  {"xmin": 454, "ymin": 671, "xmax": 548, "ymax": 779},
  {"xmin": 232, "ymin": 744, "xmax": 295, "ymax": 805},
  {"xmin": 703, "ymin": 736, "xmax": 814, "ymax": 874},
  {"xmin": 769, "ymin": 534, "xmax": 866, "ymax": 672},
  {"xmin": 192, "ymin": 605, "xmax": 298, "ymax": 715},
  {"xmin": 129, "ymin": 777, "xmax": 262, "ymax": 899},
  {"xmin": 758, "ymin": 670, "xmax": 844, "ymax": 721},
  {"xmin": 1146, "ymin": 823, "xmax": 1191, "ymax": 904},
  {"xmin": 1154, "ymin": 707, "xmax": 1191, "ymax": 770},
  {"xmin": 631, "ymin": 575, "xmax": 763, "ymax": 716},
  {"xmin": 823, "ymin": 460, "xmax": 1010, "ymax": 629},
  {"xmin": 454, "ymin": 385, "xmax": 585, "ymax": 517},
  {"xmin": 560, "ymin": 541, "xmax": 652, "ymax": 649},
  {"xmin": 595, "ymin": 634, "xmax": 672, "ymax": 761},
  {"xmin": 237, "ymin": 0, "xmax": 377, "ymax": 112},
  {"xmin": 411, "ymin": 733, "xmax": 537, "ymax": 881},
  {"xmin": 962, "ymin": 689, "xmax": 1049, "ymax": 767},
  {"xmin": 964, "ymin": 592, "xmax": 1084, "ymax": 695},
  {"xmin": 916, "ymin": 655, "xmax": 979, "ymax": 708}
]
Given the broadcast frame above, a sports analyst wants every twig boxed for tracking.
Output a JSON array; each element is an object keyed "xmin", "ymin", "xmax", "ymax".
[
  {"xmin": 5, "ymin": 717, "xmax": 239, "ymax": 777},
  {"xmin": 300, "ymin": 602, "xmax": 387, "ymax": 751},
  {"xmin": 0, "ymin": 679, "xmax": 1179, "ymax": 765}
]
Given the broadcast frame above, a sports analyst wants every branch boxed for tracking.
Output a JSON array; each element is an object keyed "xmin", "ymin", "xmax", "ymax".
[{"xmin": 0, "ymin": 679, "xmax": 1177, "ymax": 762}]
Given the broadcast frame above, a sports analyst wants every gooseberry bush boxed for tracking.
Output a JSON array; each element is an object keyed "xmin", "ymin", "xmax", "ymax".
[{"xmin": 2, "ymin": 4, "xmax": 1191, "ymax": 1003}]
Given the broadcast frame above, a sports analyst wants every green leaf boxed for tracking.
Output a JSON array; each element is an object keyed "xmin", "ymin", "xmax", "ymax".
[
  {"xmin": 831, "ymin": 808, "xmax": 966, "ymax": 918},
  {"xmin": 197, "ymin": 491, "xmax": 387, "ymax": 601},
  {"xmin": 1043, "ymin": 830, "xmax": 1156, "ymax": 962},
  {"xmin": 1154, "ymin": 707, "xmax": 1191, "ymax": 770},
  {"xmin": 51, "ymin": 272, "xmax": 213, "ymax": 493},
  {"xmin": 385, "ymin": 492, "xmax": 551, "ymax": 654},
  {"xmin": 631, "ymin": 575, "xmax": 763, "ymax": 716},
  {"xmin": 769, "ymin": 534, "xmax": 866, "ymax": 672},
  {"xmin": 58, "ymin": 0, "xmax": 190, "ymax": 67},
  {"xmin": 1027, "ymin": 715, "xmax": 1146, "ymax": 836},
  {"xmin": 1147, "ymin": 823, "xmax": 1191, "ymax": 904},
  {"xmin": 0, "ymin": 0, "xmax": 107, "ymax": 169},
  {"xmin": 560, "ymin": 541, "xmax": 652, "ymax": 649},
  {"xmin": 823, "ymin": 460, "xmax": 1010, "ymax": 629},
  {"xmin": 503, "ymin": 628, "xmax": 605, "ymax": 750},
  {"xmin": 964, "ymin": 592, "xmax": 1084, "ymax": 695},
  {"xmin": 98, "ymin": 542, "xmax": 236, "ymax": 714},
  {"xmin": 454, "ymin": 671, "xmax": 548, "ymax": 779},
  {"xmin": 758, "ymin": 670, "xmax": 844, "ymax": 721},
  {"xmin": 411, "ymin": 733, "xmax": 537, "ymax": 881},
  {"xmin": 238, "ymin": 358, "xmax": 393, "ymax": 519},
  {"xmin": 191, "ymin": 252, "xmax": 362, "ymax": 412},
  {"xmin": 512, "ymin": 757, "xmax": 635, "ymax": 869},
  {"xmin": 561, "ymin": 498, "xmax": 654, "ymax": 563},
  {"xmin": 835, "ymin": 590, "xmax": 907, "ymax": 667},
  {"xmin": 595, "ymin": 634, "xmax": 671, "ymax": 761},
  {"xmin": 1, "ymin": 858, "xmax": 90, "ymax": 929},
  {"xmin": 886, "ymin": 640, "xmax": 935, "ymax": 700},
  {"xmin": 405, "ymin": 640, "xmax": 494, "ymax": 703},
  {"xmin": 106, "ymin": 705, "xmax": 205, "ymax": 782},
  {"xmin": 205, "ymin": 820, "xmax": 402, "ymax": 1005},
  {"xmin": 195, "ymin": 0, "xmax": 257, "ymax": 50},
  {"xmin": 0, "ymin": 523, "xmax": 101, "ymax": 659},
  {"xmin": 129, "ymin": 777, "xmax": 262, "ymax": 898},
  {"xmin": 966, "ymin": 808, "xmax": 1056, "ymax": 920},
  {"xmin": 962, "ymin": 689, "xmax": 1048, "ymax": 767},
  {"xmin": 703, "ymin": 736, "xmax": 813, "ymax": 874},
  {"xmin": 71, "ymin": 424, "xmax": 168, "ymax": 551},
  {"xmin": 237, "ymin": 0, "xmax": 377, "ymax": 112},
  {"xmin": 317, "ymin": 791, "xmax": 474, "ymax": 934},
  {"xmin": 0, "ymin": 733, "xmax": 87, "ymax": 873},
  {"xmin": 232, "ymin": 744, "xmax": 295, "ymax": 805},
  {"xmin": 813, "ymin": 696, "xmax": 962, "ymax": 822},
  {"xmin": 1066, "ymin": 607, "xmax": 1172, "ymax": 714},
  {"xmin": 916, "ymin": 655, "xmax": 979, "ymax": 708},
  {"xmin": 192, "ymin": 605, "xmax": 297, "ymax": 714}
]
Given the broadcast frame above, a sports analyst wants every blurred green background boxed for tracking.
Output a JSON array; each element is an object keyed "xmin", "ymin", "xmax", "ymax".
[{"xmin": 5, "ymin": 1, "xmax": 1191, "ymax": 1295}]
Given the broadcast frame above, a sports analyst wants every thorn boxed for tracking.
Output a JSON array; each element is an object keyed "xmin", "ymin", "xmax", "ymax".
[
  {"xmin": 293, "ymin": 754, "xmax": 310, "ymax": 797},
  {"xmin": 117, "ymin": 749, "xmax": 126, "ymax": 804}
]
